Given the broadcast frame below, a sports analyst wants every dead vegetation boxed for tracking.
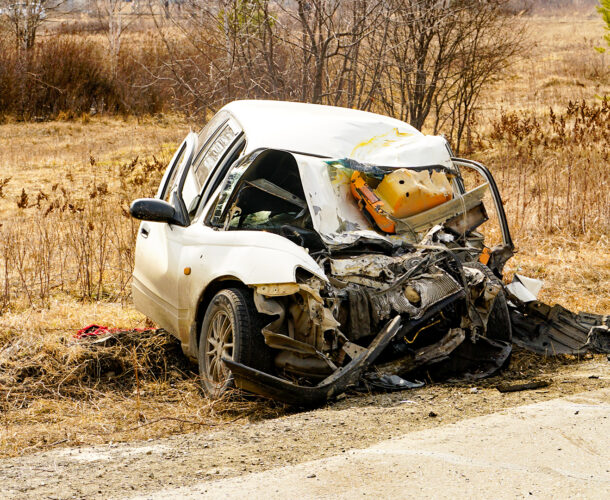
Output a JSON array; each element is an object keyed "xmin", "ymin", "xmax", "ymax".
[
  {"xmin": 0, "ymin": 328, "xmax": 184, "ymax": 401},
  {"xmin": 0, "ymin": 154, "xmax": 167, "ymax": 311},
  {"xmin": 0, "ymin": 326, "xmax": 284, "ymax": 457},
  {"xmin": 482, "ymin": 99, "xmax": 610, "ymax": 237},
  {"xmin": 0, "ymin": 0, "xmax": 527, "ymax": 153}
]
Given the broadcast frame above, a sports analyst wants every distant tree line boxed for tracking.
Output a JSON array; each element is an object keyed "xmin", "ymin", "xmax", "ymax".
[
  {"xmin": 149, "ymin": 0, "xmax": 526, "ymax": 152},
  {"xmin": 0, "ymin": 0, "xmax": 528, "ymax": 152}
]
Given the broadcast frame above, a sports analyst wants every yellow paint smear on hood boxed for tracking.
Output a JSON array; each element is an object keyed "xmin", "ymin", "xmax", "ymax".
[{"xmin": 350, "ymin": 128, "xmax": 414, "ymax": 159}]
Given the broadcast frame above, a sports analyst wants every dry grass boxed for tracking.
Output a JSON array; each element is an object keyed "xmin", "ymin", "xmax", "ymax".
[
  {"xmin": 0, "ymin": 115, "xmax": 196, "ymax": 311},
  {"xmin": 0, "ymin": 114, "xmax": 191, "ymax": 218},
  {"xmin": 471, "ymin": 14, "xmax": 610, "ymax": 316},
  {"xmin": 0, "ymin": 12, "xmax": 608, "ymax": 457},
  {"xmin": 478, "ymin": 15, "xmax": 609, "ymax": 114},
  {"xmin": 0, "ymin": 320, "xmax": 284, "ymax": 458},
  {"xmin": 0, "ymin": 301, "xmax": 285, "ymax": 458}
]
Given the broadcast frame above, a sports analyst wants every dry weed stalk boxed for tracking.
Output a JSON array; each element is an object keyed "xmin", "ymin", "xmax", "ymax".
[
  {"xmin": 480, "ymin": 100, "xmax": 610, "ymax": 238},
  {"xmin": 0, "ymin": 155, "xmax": 166, "ymax": 312}
]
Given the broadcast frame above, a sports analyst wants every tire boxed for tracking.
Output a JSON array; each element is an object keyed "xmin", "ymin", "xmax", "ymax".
[
  {"xmin": 198, "ymin": 287, "xmax": 274, "ymax": 397},
  {"xmin": 469, "ymin": 262, "xmax": 512, "ymax": 343}
]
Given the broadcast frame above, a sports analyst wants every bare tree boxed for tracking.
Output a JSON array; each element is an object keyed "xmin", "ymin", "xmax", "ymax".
[
  {"xmin": 93, "ymin": 0, "xmax": 140, "ymax": 76},
  {"xmin": 143, "ymin": 0, "xmax": 525, "ymax": 144},
  {"xmin": 143, "ymin": 0, "xmax": 390, "ymax": 112},
  {"xmin": 276, "ymin": 0, "xmax": 388, "ymax": 105},
  {"xmin": 443, "ymin": 4, "xmax": 526, "ymax": 153},
  {"xmin": 376, "ymin": 0, "xmax": 525, "ymax": 152},
  {"xmin": 0, "ymin": 0, "xmax": 64, "ymax": 50}
]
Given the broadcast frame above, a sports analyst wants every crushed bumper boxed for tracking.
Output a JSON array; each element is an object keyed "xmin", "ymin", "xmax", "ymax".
[
  {"xmin": 224, "ymin": 316, "xmax": 402, "ymax": 407},
  {"xmin": 509, "ymin": 301, "xmax": 610, "ymax": 355}
]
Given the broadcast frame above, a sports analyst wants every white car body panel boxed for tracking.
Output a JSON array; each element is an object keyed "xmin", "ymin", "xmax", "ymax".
[
  {"xmin": 134, "ymin": 212, "xmax": 326, "ymax": 343},
  {"xmin": 176, "ymin": 225, "xmax": 325, "ymax": 338}
]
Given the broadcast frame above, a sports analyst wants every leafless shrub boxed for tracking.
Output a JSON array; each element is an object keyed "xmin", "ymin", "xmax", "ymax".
[
  {"xmin": 0, "ymin": 31, "xmax": 176, "ymax": 119},
  {"xmin": 0, "ymin": 154, "xmax": 167, "ymax": 312},
  {"xmin": 485, "ymin": 100, "xmax": 610, "ymax": 236}
]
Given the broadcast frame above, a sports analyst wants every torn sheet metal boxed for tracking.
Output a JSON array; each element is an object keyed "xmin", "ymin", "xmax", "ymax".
[
  {"xmin": 330, "ymin": 254, "xmax": 406, "ymax": 280},
  {"xmin": 376, "ymin": 328, "xmax": 466, "ymax": 376},
  {"xmin": 440, "ymin": 336, "xmax": 512, "ymax": 380},
  {"xmin": 509, "ymin": 299, "xmax": 610, "ymax": 355},
  {"xmin": 296, "ymin": 153, "xmax": 484, "ymax": 249},
  {"xmin": 506, "ymin": 274, "xmax": 543, "ymax": 303}
]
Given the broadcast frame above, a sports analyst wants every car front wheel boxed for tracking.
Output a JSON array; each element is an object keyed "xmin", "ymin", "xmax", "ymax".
[{"xmin": 198, "ymin": 287, "xmax": 273, "ymax": 397}]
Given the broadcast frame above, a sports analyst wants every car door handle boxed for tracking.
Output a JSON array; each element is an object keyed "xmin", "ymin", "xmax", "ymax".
[{"xmin": 140, "ymin": 224, "xmax": 150, "ymax": 238}]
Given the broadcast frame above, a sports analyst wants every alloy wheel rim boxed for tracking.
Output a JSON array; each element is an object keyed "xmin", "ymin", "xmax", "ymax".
[{"xmin": 205, "ymin": 310, "xmax": 234, "ymax": 385}]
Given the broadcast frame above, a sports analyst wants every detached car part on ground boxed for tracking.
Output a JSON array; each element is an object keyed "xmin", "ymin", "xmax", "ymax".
[{"xmin": 130, "ymin": 101, "xmax": 610, "ymax": 406}]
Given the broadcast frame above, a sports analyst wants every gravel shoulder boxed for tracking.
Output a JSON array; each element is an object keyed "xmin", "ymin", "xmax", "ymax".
[
  {"xmin": 0, "ymin": 357, "xmax": 608, "ymax": 499},
  {"xmin": 136, "ymin": 387, "xmax": 610, "ymax": 500}
]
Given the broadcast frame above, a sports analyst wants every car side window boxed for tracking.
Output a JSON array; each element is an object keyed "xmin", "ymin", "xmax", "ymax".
[
  {"xmin": 180, "ymin": 117, "xmax": 241, "ymax": 220},
  {"xmin": 207, "ymin": 159, "xmax": 254, "ymax": 227}
]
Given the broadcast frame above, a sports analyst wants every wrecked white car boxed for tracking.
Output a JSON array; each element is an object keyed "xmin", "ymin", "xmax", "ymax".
[{"xmin": 130, "ymin": 100, "xmax": 609, "ymax": 405}]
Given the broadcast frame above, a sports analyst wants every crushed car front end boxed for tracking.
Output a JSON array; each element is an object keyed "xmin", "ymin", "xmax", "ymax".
[{"xmin": 211, "ymin": 144, "xmax": 519, "ymax": 405}]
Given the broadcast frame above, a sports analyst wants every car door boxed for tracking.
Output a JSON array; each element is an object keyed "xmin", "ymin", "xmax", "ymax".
[
  {"xmin": 132, "ymin": 114, "xmax": 244, "ymax": 339},
  {"xmin": 132, "ymin": 133, "xmax": 197, "ymax": 335}
]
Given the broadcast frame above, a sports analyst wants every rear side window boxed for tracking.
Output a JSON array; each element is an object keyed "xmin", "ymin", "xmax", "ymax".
[
  {"xmin": 178, "ymin": 116, "xmax": 241, "ymax": 221},
  {"xmin": 193, "ymin": 122, "xmax": 240, "ymax": 187},
  {"xmin": 192, "ymin": 118, "xmax": 240, "ymax": 190}
]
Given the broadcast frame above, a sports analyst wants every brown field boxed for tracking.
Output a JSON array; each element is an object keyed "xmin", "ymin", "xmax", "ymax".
[{"xmin": 0, "ymin": 13, "xmax": 608, "ymax": 458}]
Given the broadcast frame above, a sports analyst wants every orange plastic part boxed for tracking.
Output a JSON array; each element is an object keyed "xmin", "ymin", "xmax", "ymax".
[
  {"xmin": 479, "ymin": 247, "xmax": 491, "ymax": 265},
  {"xmin": 374, "ymin": 169, "xmax": 453, "ymax": 219},
  {"xmin": 350, "ymin": 172, "xmax": 395, "ymax": 233}
]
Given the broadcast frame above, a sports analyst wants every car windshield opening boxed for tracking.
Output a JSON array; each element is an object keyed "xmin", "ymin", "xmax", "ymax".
[
  {"xmin": 296, "ymin": 155, "xmax": 491, "ymax": 253},
  {"xmin": 210, "ymin": 149, "xmax": 324, "ymax": 251}
]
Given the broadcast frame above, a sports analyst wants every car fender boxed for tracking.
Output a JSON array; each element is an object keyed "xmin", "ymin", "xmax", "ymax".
[{"xmin": 177, "ymin": 224, "xmax": 327, "ymax": 343}]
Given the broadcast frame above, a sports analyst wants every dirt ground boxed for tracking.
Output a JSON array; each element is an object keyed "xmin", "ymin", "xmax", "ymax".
[{"xmin": 0, "ymin": 355, "xmax": 607, "ymax": 499}]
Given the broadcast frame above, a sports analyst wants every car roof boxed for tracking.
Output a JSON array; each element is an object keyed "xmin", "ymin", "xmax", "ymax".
[{"xmin": 220, "ymin": 100, "xmax": 451, "ymax": 168}]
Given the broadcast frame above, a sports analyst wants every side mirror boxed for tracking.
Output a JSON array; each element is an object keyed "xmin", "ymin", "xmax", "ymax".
[{"xmin": 130, "ymin": 198, "xmax": 179, "ymax": 224}]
